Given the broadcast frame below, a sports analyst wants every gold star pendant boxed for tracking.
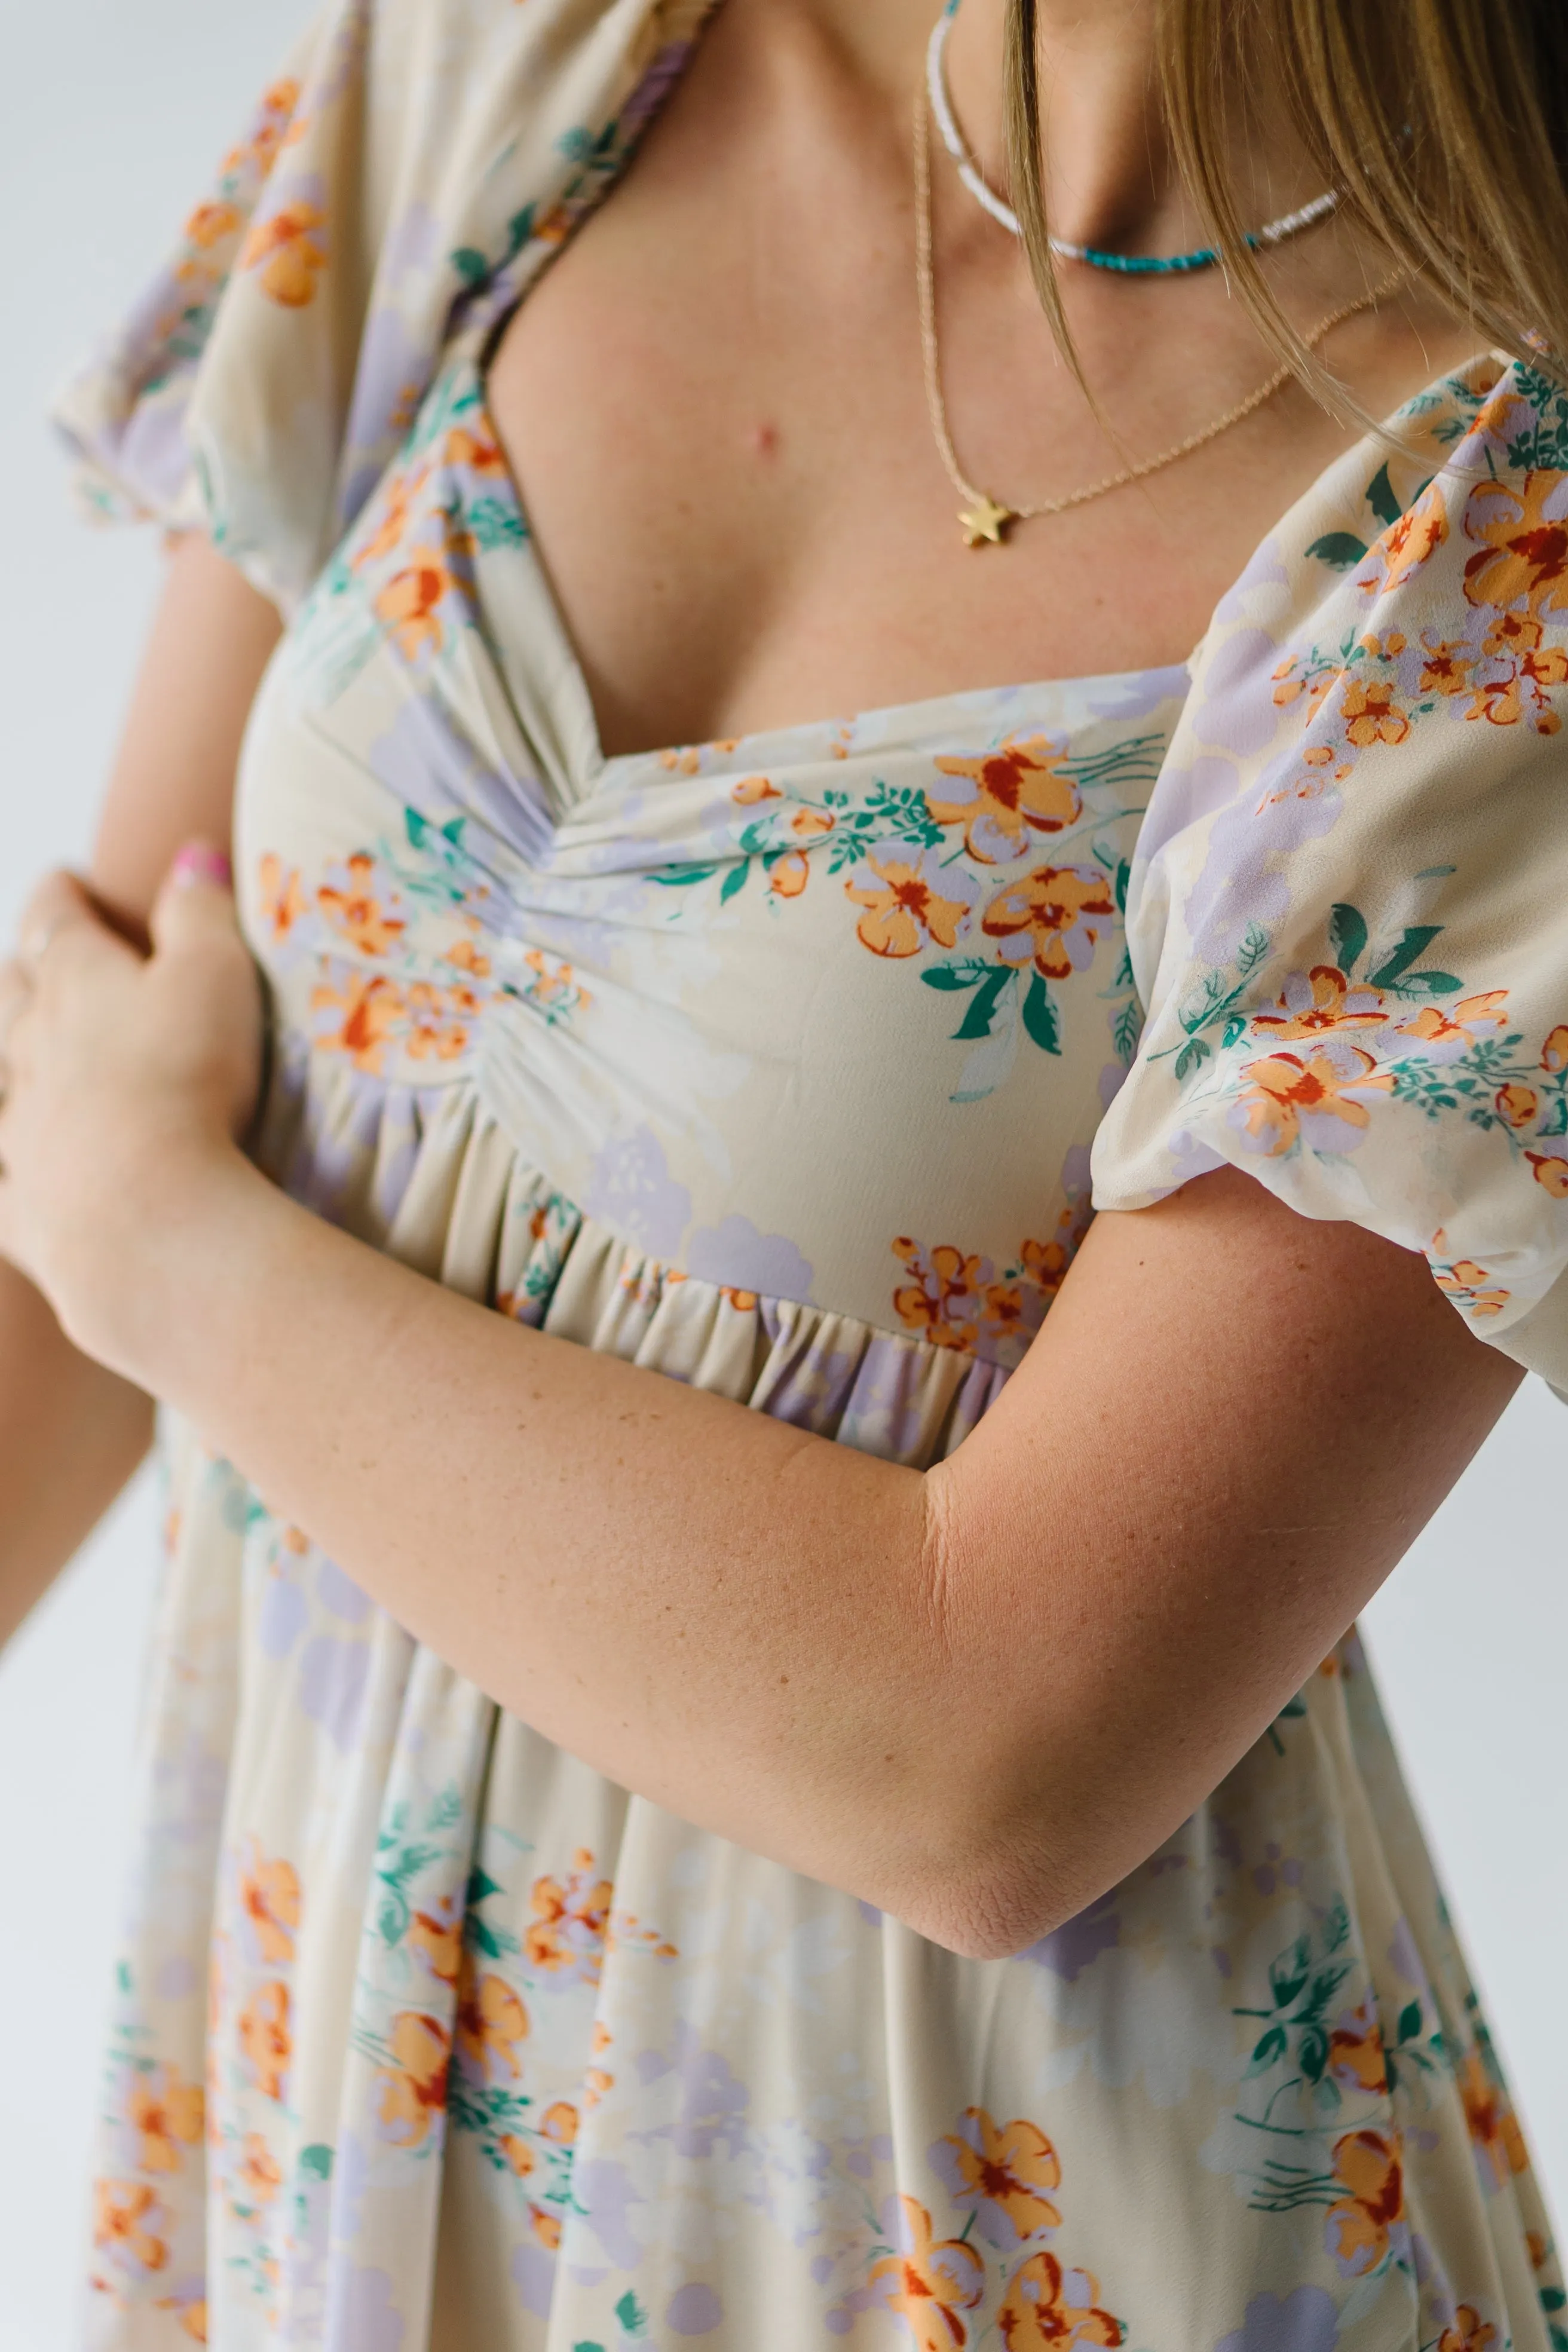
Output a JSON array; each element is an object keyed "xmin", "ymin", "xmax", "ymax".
[{"xmin": 959, "ymin": 493, "xmax": 1013, "ymax": 547}]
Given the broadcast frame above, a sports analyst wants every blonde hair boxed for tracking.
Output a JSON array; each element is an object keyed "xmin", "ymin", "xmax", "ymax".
[{"xmin": 1002, "ymin": 0, "xmax": 1568, "ymax": 397}]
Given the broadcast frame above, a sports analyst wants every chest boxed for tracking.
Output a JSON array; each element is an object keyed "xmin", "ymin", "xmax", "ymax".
[{"xmin": 479, "ymin": 18, "xmax": 1368, "ymax": 763}]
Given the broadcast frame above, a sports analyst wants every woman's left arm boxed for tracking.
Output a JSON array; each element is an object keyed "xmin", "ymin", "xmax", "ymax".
[{"xmin": 0, "ymin": 859, "xmax": 1519, "ymax": 1959}]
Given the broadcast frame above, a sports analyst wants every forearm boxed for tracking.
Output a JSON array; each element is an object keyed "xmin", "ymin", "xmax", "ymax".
[
  {"xmin": 0, "ymin": 1259, "xmax": 153, "ymax": 1649},
  {"xmin": 107, "ymin": 1150, "xmax": 961, "ymax": 1925},
  {"xmin": 69, "ymin": 1138, "xmax": 1517, "ymax": 1959}
]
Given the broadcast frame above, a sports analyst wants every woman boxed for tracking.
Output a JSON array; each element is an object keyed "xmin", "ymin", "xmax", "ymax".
[{"xmin": 1, "ymin": 0, "xmax": 1563, "ymax": 2340}]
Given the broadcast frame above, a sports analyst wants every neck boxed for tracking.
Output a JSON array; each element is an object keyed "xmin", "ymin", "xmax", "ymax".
[{"xmin": 785, "ymin": 0, "xmax": 1319, "ymax": 259}]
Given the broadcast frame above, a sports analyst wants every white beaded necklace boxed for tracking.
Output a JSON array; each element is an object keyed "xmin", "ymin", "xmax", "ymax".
[{"xmin": 926, "ymin": 3, "xmax": 1339, "ymax": 272}]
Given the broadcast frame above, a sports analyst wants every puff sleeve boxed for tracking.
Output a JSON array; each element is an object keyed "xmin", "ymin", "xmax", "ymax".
[
  {"xmin": 1091, "ymin": 357, "xmax": 1568, "ymax": 1391},
  {"xmin": 50, "ymin": 0, "xmax": 714, "ymax": 611}
]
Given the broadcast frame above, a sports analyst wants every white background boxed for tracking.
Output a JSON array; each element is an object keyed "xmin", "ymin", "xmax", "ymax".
[{"xmin": 0, "ymin": 6, "xmax": 1563, "ymax": 2348}]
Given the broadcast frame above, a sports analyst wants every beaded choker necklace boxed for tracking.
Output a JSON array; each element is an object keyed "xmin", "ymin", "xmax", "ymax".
[{"xmin": 926, "ymin": 3, "xmax": 1339, "ymax": 273}]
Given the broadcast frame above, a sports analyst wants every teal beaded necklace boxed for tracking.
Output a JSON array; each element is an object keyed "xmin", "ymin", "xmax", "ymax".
[{"xmin": 926, "ymin": 1, "xmax": 1339, "ymax": 274}]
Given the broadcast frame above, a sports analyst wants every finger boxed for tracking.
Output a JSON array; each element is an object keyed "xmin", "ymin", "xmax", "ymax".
[
  {"xmin": 150, "ymin": 841, "xmax": 240, "ymax": 960},
  {"xmin": 17, "ymin": 870, "xmax": 95, "ymax": 968},
  {"xmin": 17, "ymin": 870, "xmax": 126, "ymax": 981}
]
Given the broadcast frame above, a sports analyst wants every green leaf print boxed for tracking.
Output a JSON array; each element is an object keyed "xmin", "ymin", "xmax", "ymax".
[
  {"xmin": 1248, "ymin": 2026, "xmax": 1288, "ymax": 2075},
  {"xmin": 1368, "ymin": 925, "xmax": 1443, "ymax": 986},
  {"xmin": 615, "ymin": 2291, "xmax": 651, "ymax": 2334},
  {"xmin": 1398, "ymin": 2001, "xmax": 1422, "ymax": 2045},
  {"xmin": 1113, "ymin": 997, "xmax": 1143, "ymax": 1065},
  {"xmin": 1305, "ymin": 531, "xmax": 1370, "ymax": 569},
  {"xmin": 953, "ymin": 967, "xmax": 1015, "ymax": 1040},
  {"xmin": 1365, "ymin": 463, "xmax": 1404, "ymax": 529},
  {"xmin": 1328, "ymin": 902, "xmax": 1368, "ymax": 978},
  {"xmin": 655, "ymin": 865, "xmax": 720, "ymax": 887},
  {"xmin": 298, "ymin": 2145, "xmax": 333, "ymax": 2182},
  {"xmin": 1504, "ymin": 365, "xmax": 1568, "ymax": 470},
  {"xmin": 921, "ymin": 959, "xmax": 993, "ymax": 993},
  {"xmin": 719, "ymin": 860, "xmax": 751, "ymax": 905},
  {"xmin": 1174, "ymin": 1036, "xmax": 1212, "ymax": 1082},
  {"xmin": 1021, "ymin": 972, "xmax": 1061, "ymax": 1054},
  {"xmin": 1235, "ymin": 922, "xmax": 1272, "ymax": 979}
]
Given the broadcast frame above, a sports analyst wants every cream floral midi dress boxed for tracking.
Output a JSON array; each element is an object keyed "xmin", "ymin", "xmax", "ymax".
[{"xmin": 53, "ymin": 2, "xmax": 1568, "ymax": 2346}]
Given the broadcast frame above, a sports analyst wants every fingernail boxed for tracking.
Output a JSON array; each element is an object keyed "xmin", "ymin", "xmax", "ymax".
[{"xmin": 172, "ymin": 844, "xmax": 232, "ymax": 889}]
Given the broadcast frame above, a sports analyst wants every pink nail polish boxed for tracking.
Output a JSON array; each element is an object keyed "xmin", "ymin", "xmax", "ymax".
[{"xmin": 172, "ymin": 844, "xmax": 232, "ymax": 888}]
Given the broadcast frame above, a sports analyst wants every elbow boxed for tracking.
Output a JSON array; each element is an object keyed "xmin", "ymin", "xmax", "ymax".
[{"xmin": 880, "ymin": 1830, "xmax": 1077, "ymax": 1964}]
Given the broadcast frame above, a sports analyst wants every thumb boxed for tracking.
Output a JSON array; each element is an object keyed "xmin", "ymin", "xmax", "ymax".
[{"xmin": 151, "ymin": 841, "xmax": 240, "ymax": 958}]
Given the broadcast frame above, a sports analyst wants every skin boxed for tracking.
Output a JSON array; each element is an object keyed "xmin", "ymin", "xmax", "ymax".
[{"xmin": 0, "ymin": 0, "xmax": 1520, "ymax": 1956}]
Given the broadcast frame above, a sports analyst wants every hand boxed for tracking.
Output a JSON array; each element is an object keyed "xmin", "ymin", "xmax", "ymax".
[{"xmin": 0, "ymin": 846, "xmax": 265, "ymax": 1364}]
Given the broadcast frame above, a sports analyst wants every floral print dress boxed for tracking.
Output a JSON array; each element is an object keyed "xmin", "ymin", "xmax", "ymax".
[{"xmin": 52, "ymin": 2, "xmax": 1568, "ymax": 2347}]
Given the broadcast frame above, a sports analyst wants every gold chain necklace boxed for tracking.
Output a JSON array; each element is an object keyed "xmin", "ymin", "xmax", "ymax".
[{"xmin": 915, "ymin": 89, "xmax": 1401, "ymax": 548}]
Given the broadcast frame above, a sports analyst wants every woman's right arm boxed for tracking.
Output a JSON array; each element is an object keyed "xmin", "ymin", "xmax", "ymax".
[{"xmin": 0, "ymin": 534, "xmax": 280, "ymax": 1650}]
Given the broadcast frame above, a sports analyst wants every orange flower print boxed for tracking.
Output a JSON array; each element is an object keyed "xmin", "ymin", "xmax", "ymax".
[
  {"xmin": 318, "ymin": 855, "xmax": 406, "ymax": 960},
  {"xmin": 1395, "ymin": 990, "xmax": 1509, "ymax": 1060},
  {"xmin": 770, "ymin": 850, "xmax": 811, "ymax": 899},
  {"xmin": 1340, "ymin": 676, "xmax": 1410, "ymax": 747},
  {"xmin": 1495, "ymin": 1082, "xmax": 1541, "ymax": 1129},
  {"xmin": 531, "ymin": 2206, "xmax": 563, "ymax": 2251},
  {"xmin": 998, "ymin": 2251, "xmax": 1123, "ymax": 2351},
  {"xmin": 409, "ymin": 1901, "xmax": 463, "ymax": 1986},
  {"xmin": 128, "ymin": 2065, "xmax": 205, "ymax": 2175},
  {"xmin": 1527, "ymin": 1150, "xmax": 1568, "ymax": 1198},
  {"xmin": 240, "ymin": 1845, "xmax": 301, "ymax": 1966},
  {"xmin": 792, "ymin": 805, "xmax": 835, "ymax": 839},
  {"xmin": 222, "ymin": 76, "xmax": 302, "ymax": 177},
  {"xmin": 1235, "ymin": 1040, "xmax": 1393, "ymax": 1157},
  {"xmin": 731, "ymin": 775, "xmax": 780, "ymax": 805},
  {"xmin": 1465, "ymin": 473, "xmax": 1568, "ymax": 617},
  {"xmin": 847, "ymin": 850, "xmax": 974, "ymax": 958},
  {"xmin": 1439, "ymin": 2307, "xmax": 1498, "ymax": 2352},
  {"xmin": 1021, "ymin": 1233, "xmax": 1073, "ymax": 1299},
  {"xmin": 258, "ymin": 853, "xmax": 307, "ymax": 946},
  {"xmin": 926, "ymin": 736, "xmax": 1081, "ymax": 864},
  {"xmin": 1419, "ymin": 638, "xmax": 1475, "ymax": 699},
  {"xmin": 238, "ymin": 1982, "xmax": 292, "ymax": 2105},
  {"xmin": 1375, "ymin": 484, "xmax": 1448, "ymax": 593},
  {"xmin": 1250, "ymin": 964, "xmax": 1386, "ymax": 1043},
  {"xmin": 1542, "ymin": 1023, "xmax": 1568, "ymax": 1073},
  {"xmin": 1272, "ymin": 654, "xmax": 1338, "ymax": 718},
  {"xmin": 376, "ymin": 558, "xmax": 459, "ymax": 660},
  {"xmin": 445, "ymin": 424, "xmax": 507, "ymax": 478},
  {"xmin": 455, "ymin": 1953, "xmax": 529, "ymax": 2081},
  {"xmin": 541, "ymin": 2100, "xmax": 579, "ymax": 2146},
  {"xmin": 237, "ymin": 2134, "xmax": 283, "ymax": 2210},
  {"xmin": 1326, "ymin": 2001, "xmax": 1389, "ymax": 2096},
  {"xmin": 406, "ymin": 980, "xmax": 479, "ymax": 1063},
  {"xmin": 868, "ymin": 2195, "xmax": 985, "ymax": 2352},
  {"xmin": 377, "ymin": 2012, "xmax": 452, "ymax": 2149},
  {"xmin": 1457, "ymin": 2048, "xmax": 1531, "ymax": 2188},
  {"xmin": 93, "ymin": 2180, "xmax": 172, "ymax": 2278},
  {"xmin": 1431, "ymin": 1253, "xmax": 1511, "ymax": 1318},
  {"xmin": 982, "ymin": 865, "xmax": 1116, "ymax": 981},
  {"xmin": 1325, "ymin": 2128, "xmax": 1407, "ymax": 2277},
  {"xmin": 499, "ymin": 2134, "xmax": 535, "ymax": 2178},
  {"xmin": 184, "ymin": 200, "xmax": 243, "ymax": 253},
  {"xmin": 893, "ymin": 1239, "xmax": 986, "ymax": 1352},
  {"xmin": 446, "ymin": 935, "xmax": 492, "ymax": 981},
  {"xmin": 525, "ymin": 1849, "xmax": 614, "ymax": 1984},
  {"xmin": 240, "ymin": 201, "xmax": 327, "ymax": 308},
  {"xmin": 157, "ymin": 2289, "xmax": 209, "ymax": 2343},
  {"xmin": 932, "ymin": 2108, "xmax": 1062, "ymax": 2247},
  {"xmin": 312, "ymin": 972, "xmax": 406, "ymax": 1074}
]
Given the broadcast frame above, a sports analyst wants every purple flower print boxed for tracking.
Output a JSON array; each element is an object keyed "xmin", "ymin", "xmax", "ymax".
[
  {"xmin": 1215, "ymin": 2286, "xmax": 1340, "ymax": 2352},
  {"xmin": 684, "ymin": 1214, "xmax": 815, "ymax": 1303}
]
